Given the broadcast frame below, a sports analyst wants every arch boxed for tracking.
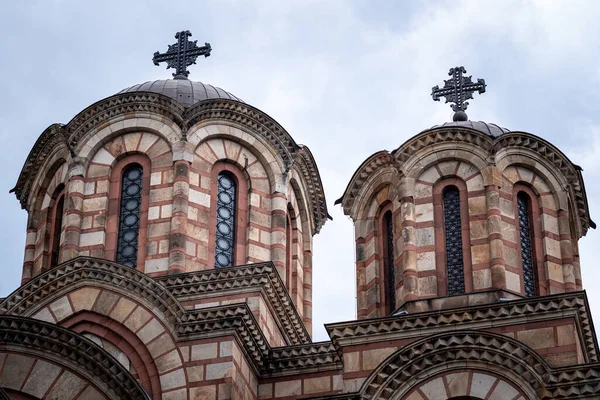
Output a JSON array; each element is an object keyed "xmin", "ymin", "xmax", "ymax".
[
  {"xmin": 48, "ymin": 183, "xmax": 66, "ymax": 269},
  {"xmin": 208, "ymin": 161, "xmax": 249, "ymax": 268},
  {"xmin": 433, "ymin": 178, "xmax": 473, "ymax": 296},
  {"xmin": 378, "ymin": 204, "xmax": 395, "ymax": 314},
  {"xmin": 61, "ymin": 311, "xmax": 161, "ymax": 399},
  {"xmin": 513, "ymin": 183, "xmax": 546, "ymax": 297},
  {"xmin": 0, "ymin": 316, "xmax": 148, "ymax": 399},
  {"xmin": 359, "ymin": 330, "xmax": 548, "ymax": 400},
  {"xmin": 402, "ymin": 370, "xmax": 527, "ymax": 400},
  {"xmin": 105, "ymin": 155, "xmax": 151, "ymax": 270}
]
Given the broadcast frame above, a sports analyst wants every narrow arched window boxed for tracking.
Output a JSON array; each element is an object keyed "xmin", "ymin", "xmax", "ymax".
[
  {"xmin": 517, "ymin": 192, "xmax": 536, "ymax": 297},
  {"xmin": 382, "ymin": 210, "xmax": 395, "ymax": 313},
  {"xmin": 214, "ymin": 172, "xmax": 237, "ymax": 268},
  {"xmin": 116, "ymin": 164, "xmax": 143, "ymax": 268},
  {"xmin": 49, "ymin": 187, "xmax": 65, "ymax": 268},
  {"xmin": 443, "ymin": 186, "xmax": 465, "ymax": 295}
]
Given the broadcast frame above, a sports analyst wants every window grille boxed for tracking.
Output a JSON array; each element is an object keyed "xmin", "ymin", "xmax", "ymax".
[
  {"xmin": 214, "ymin": 173, "xmax": 236, "ymax": 268},
  {"xmin": 443, "ymin": 186, "xmax": 465, "ymax": 295},
  {"xmin": 518, "ymin": 193, "xmax": 536, "ymax": 297},
  {"xmin": 384, "ymin": 211, "xmax": 395, "ymax": 313},
  {"xmin": 116, "ymin": 164, "xmax": 143, "ymax": 268}
]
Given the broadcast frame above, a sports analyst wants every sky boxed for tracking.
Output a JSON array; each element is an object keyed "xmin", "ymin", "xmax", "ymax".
[{"xmin": 1, "ymin": 0, "xmax": 599, "ymax": 342}]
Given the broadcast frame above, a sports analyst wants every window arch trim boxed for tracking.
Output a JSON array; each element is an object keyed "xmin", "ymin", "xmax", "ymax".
[
  {"xmin": 208, "ymin": 161, "xmax": 249, "ymax": 268},
  {"xmin": 512, "ymin": 183, "xmax": 546, "ymax": 297},
  {"xmin": 105, "ymin": 154, "xmax": 151, "ymax": 270},
  {"xmin": 433, "ymin": 178, "xmax": 473, "ymax": 296},
  {"xmin": 377, "ymin": 202, "xmax": 396, "ymax": 315},
  {"xmin": 47, "ymin": 184, "xmax": 66, "ymax": 270}
]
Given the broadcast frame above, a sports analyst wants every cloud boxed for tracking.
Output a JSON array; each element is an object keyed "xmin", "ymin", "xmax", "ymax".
[{"xmin": 0, "ymin": 0, "xmax": 599, "ymax": 342}]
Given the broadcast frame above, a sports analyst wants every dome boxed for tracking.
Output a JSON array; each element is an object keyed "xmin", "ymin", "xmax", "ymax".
[
  {"xmin": 427, "ymin": 120, "xmax": 511, "ymax": 138},
  {"xmin": 117, "ymin": 79, "xmax": 244, "ymax": 108}
]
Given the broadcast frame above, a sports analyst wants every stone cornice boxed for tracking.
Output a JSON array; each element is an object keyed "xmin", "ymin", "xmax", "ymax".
[
  {"xmin": 325, "ymin": 291, "xmax": 599, "ymax": 363},
  {"xmin": 155, "ymin": 262, "xmax": 311, "ymax": 345},
  {"xmin": 0, "ymin": 315, "xmax": 148, "ymax": 400},
  {"xmin": 0, "ymin": 257, "xmax": 342, "ymax": 378},
  {"xmin": 266, "ymin": 341, "xmax": 342, "ymax": 377},
  {"xmin": 336, "ymin": 150, "xmax": 402, "ymax": 217}
]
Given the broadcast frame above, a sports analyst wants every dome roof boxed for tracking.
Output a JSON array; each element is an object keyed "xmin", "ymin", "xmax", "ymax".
[
  {"xmin": 117, "ymin": 79, "xmax": 244, "ymax": 108},
  {"xmin": 427, "ymin": 120, "xmax": 511, "ymax": 138}
]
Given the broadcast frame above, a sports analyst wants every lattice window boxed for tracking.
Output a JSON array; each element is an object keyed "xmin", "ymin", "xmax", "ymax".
[
  {"xmin": 49, "ymin": 189, "xmax": 65, "ymax": 268},
  {"xmin": 443, "ymin": 186, "xmax": 465, "ymax": 295},
  {"xmin": 383, "ymin": 210, "xmax": 396, "ymax": 313},
  {"xmin": 518, "ymin": 192, "xmax": 536, "ymax": 297},
  {"xmin": 116, "ymin": 164, "xmax": 143, "ymax": 268},
  {"xmin": 214, "ymin": 172, "xmax": 236, "ymax": 268}
]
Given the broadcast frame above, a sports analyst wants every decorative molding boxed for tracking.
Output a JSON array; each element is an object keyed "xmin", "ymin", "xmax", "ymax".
[
  {"xmin": 266, "ymin": 341, "xmax": 342, "ymax": 376},
  {"xmin": 336, "ymin": 150, "xmax": 402, "ymax": 217},
  {"xmin": 0, "ymin": 315, "xmax": 148, "ymax": 400},
  {"xmin": 156, "ymin": 262, "xmax": 311, "ymax": 345},
  {"xmin": 11, "ymin": 123, "xmax": 69, "ymax": 210},
  {"xmin": 13, "ymin": 93, "xmax": 330, "ymax": 233},
  {"xmin": 339, "ymin": 126, "xmax": 592, "ymax": 236},
  {"xmin": 0, "ymin": 257, "xmax": 341, "ymax": 378},
  {"xmin": 325, "ymin": 291, "xmax": 599, "ymax": 363},
  {"xmin": 359, "ymin": 330, "xmax": 548, "ymax": 400}
]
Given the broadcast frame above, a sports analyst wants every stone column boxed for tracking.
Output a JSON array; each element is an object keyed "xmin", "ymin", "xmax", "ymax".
[
  {"xmin": 303, "ymin": 249, "xmax": 313, "ymax": 336},
  {"xmin": 400, "ymin": 177, "xmax": 418, "ymax": 302},
  {"xmin": 482, "ymin": 165, "xmax": 506, "ymax": 290},
  {"xmin": 558, "ymin": 209, "xmax": 576, "ymax": 291},
  {"xmin": 271, "ymin": 193, "xmax": 288, "ymax": 283},
  {"xmin": 168, "ymin": 142, "xmax": 193, "ymax": 274},
  {"xmin": 61, "ymin": 158, "xmax": 86, "ymax": 262}
]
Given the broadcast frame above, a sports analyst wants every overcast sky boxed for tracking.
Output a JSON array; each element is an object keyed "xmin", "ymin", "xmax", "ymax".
[{"xmin": 1, "ymin": 0, "xmax": 599, "ymax": 342}]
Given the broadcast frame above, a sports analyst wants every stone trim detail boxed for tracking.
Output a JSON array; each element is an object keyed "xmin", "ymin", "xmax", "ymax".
[
  {"xmin": 340, "ymin": 127, "xmax": 592, "ymax": 236},
  {"xmin": 0, "ymin": 315, "xmax": 148, "ymax": 400},
  {"xmin": 335, "ymin": 151, "xmax": 402, "ymax": 216},
  {"xmin": 0, "ymin": 257, "xmax": 340, "ymax": 378},
  {"xmin": 325, "ymin": 291, "xmax": 598, "ymax": 363},
  {"xmin": 266, "ymin": 341, "xmax": 342, "ymax": 376},
  {"xmin": 156, "ymin": 261, "xmax": 310, "ymax": 345},
  {"xmin": 359, "ymin": 330, "xmax": 546, "ymax": 400},
  {"xmin": 14, "ymin": 93, "xmax": 329, "ymax": 234}
]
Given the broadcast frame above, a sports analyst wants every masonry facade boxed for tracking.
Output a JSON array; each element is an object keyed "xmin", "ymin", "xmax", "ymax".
[{"xmin": 1, "ymin": 76, "xmax": 599, "ymax": 400}]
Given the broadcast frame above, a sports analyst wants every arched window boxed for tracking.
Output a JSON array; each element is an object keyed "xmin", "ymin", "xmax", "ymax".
[
  {"xmin": 286, "ymin": 211, "xmax": 293, "ymax": 289},
  {"xmin": 116, "ymin": 164, "xmax": 143, "ymax": 268},
  {"xmin": 517, "ymin": 192, "xmax": 536, "ymax": 297},
  {"xmin": 214, "ymin": 172, "xmax": 237, "ymax": 268},
  {"xmin": 443, "ymin": 186, "xmax": 465, "ymax": 295},
  {"xmin": 382, "ymin": 210, "xmax": 395, "ymax": 313},
  {"xmin": 48, "ymin": 186, "xmax": 65, "ymax": 268}
]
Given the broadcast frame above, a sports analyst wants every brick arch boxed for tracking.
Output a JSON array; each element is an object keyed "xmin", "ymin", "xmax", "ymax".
[
  {"xmin": 24, "ymin": 162, "xmax": 69, "ymax": 282},
  {"xmin": 60, "ymin": 311, "xmax": 161, "ymax": 399},
  {"xmin": 402, "ymin": 148, "xmax": 489, "ymax": 181},
  {"xmin": 355, "ymin": 169, "xmax": 400, "ymax": 222},
  {"xmin": 402, "ymin": 370, "xmax": 527, "ymax": 400},
  {"xmin": 76, "ymin": 116, "xmax": 180, "ymax": 161},
  {"xmin": 0, "ymin": 316, "xmax": 148, "ymax": 399},
  {"xmin": 27, "ymin": 286, "xmax": 186, "ymax": 396},
  {"xmin": 187, "ymin": 122, "xmax": 286, "ymax": 182},
  {"xmin": 359, "ymin": 330, "xmax": 547, "ymax": 400},
  {"xmin": 501, "ymin": 166, "xmax": 568, "ymax": 295}
]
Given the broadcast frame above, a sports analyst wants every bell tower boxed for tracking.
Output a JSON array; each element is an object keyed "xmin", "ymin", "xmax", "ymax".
[{"xmin": 337, "ymin": 66, "xmax": 593, "ymax": 318}]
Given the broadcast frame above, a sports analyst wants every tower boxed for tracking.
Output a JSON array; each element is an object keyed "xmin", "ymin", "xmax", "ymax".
[{"xmin": 1, "ymin": 42, "xmax": 600, "ymax": 399}]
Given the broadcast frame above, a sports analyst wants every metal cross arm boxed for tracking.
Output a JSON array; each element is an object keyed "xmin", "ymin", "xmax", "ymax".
[
  {"xmin": 431, "ymin": 66, "xmax": 486, "ymax": 121},
  {"xmin": 153, "ymin": 30, "xmax": 212, "ymax": 79}
]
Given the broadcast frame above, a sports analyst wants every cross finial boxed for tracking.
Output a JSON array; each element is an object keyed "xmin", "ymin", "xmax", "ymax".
[
  {"xmin": 431, "ymin": 66, "xmax": 486, "ymax": 121},
  {"xmin": 153, "ymin": 30, "xmax": 212, "ymax": 79}
]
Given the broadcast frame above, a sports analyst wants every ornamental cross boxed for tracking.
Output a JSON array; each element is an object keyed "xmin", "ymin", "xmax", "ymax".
[
  {"xmin": 153, "ymin": 30, "xmax": 211, "ymax": 79},
  {"xmin": 431, "ymin": 66, "xmax": 486, "ymax": 121}
]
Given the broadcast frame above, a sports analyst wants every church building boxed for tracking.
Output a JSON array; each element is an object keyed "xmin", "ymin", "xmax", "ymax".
[{"xmin": 1, "ymin": 31, "xmax": 599, "ymax": 400}]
